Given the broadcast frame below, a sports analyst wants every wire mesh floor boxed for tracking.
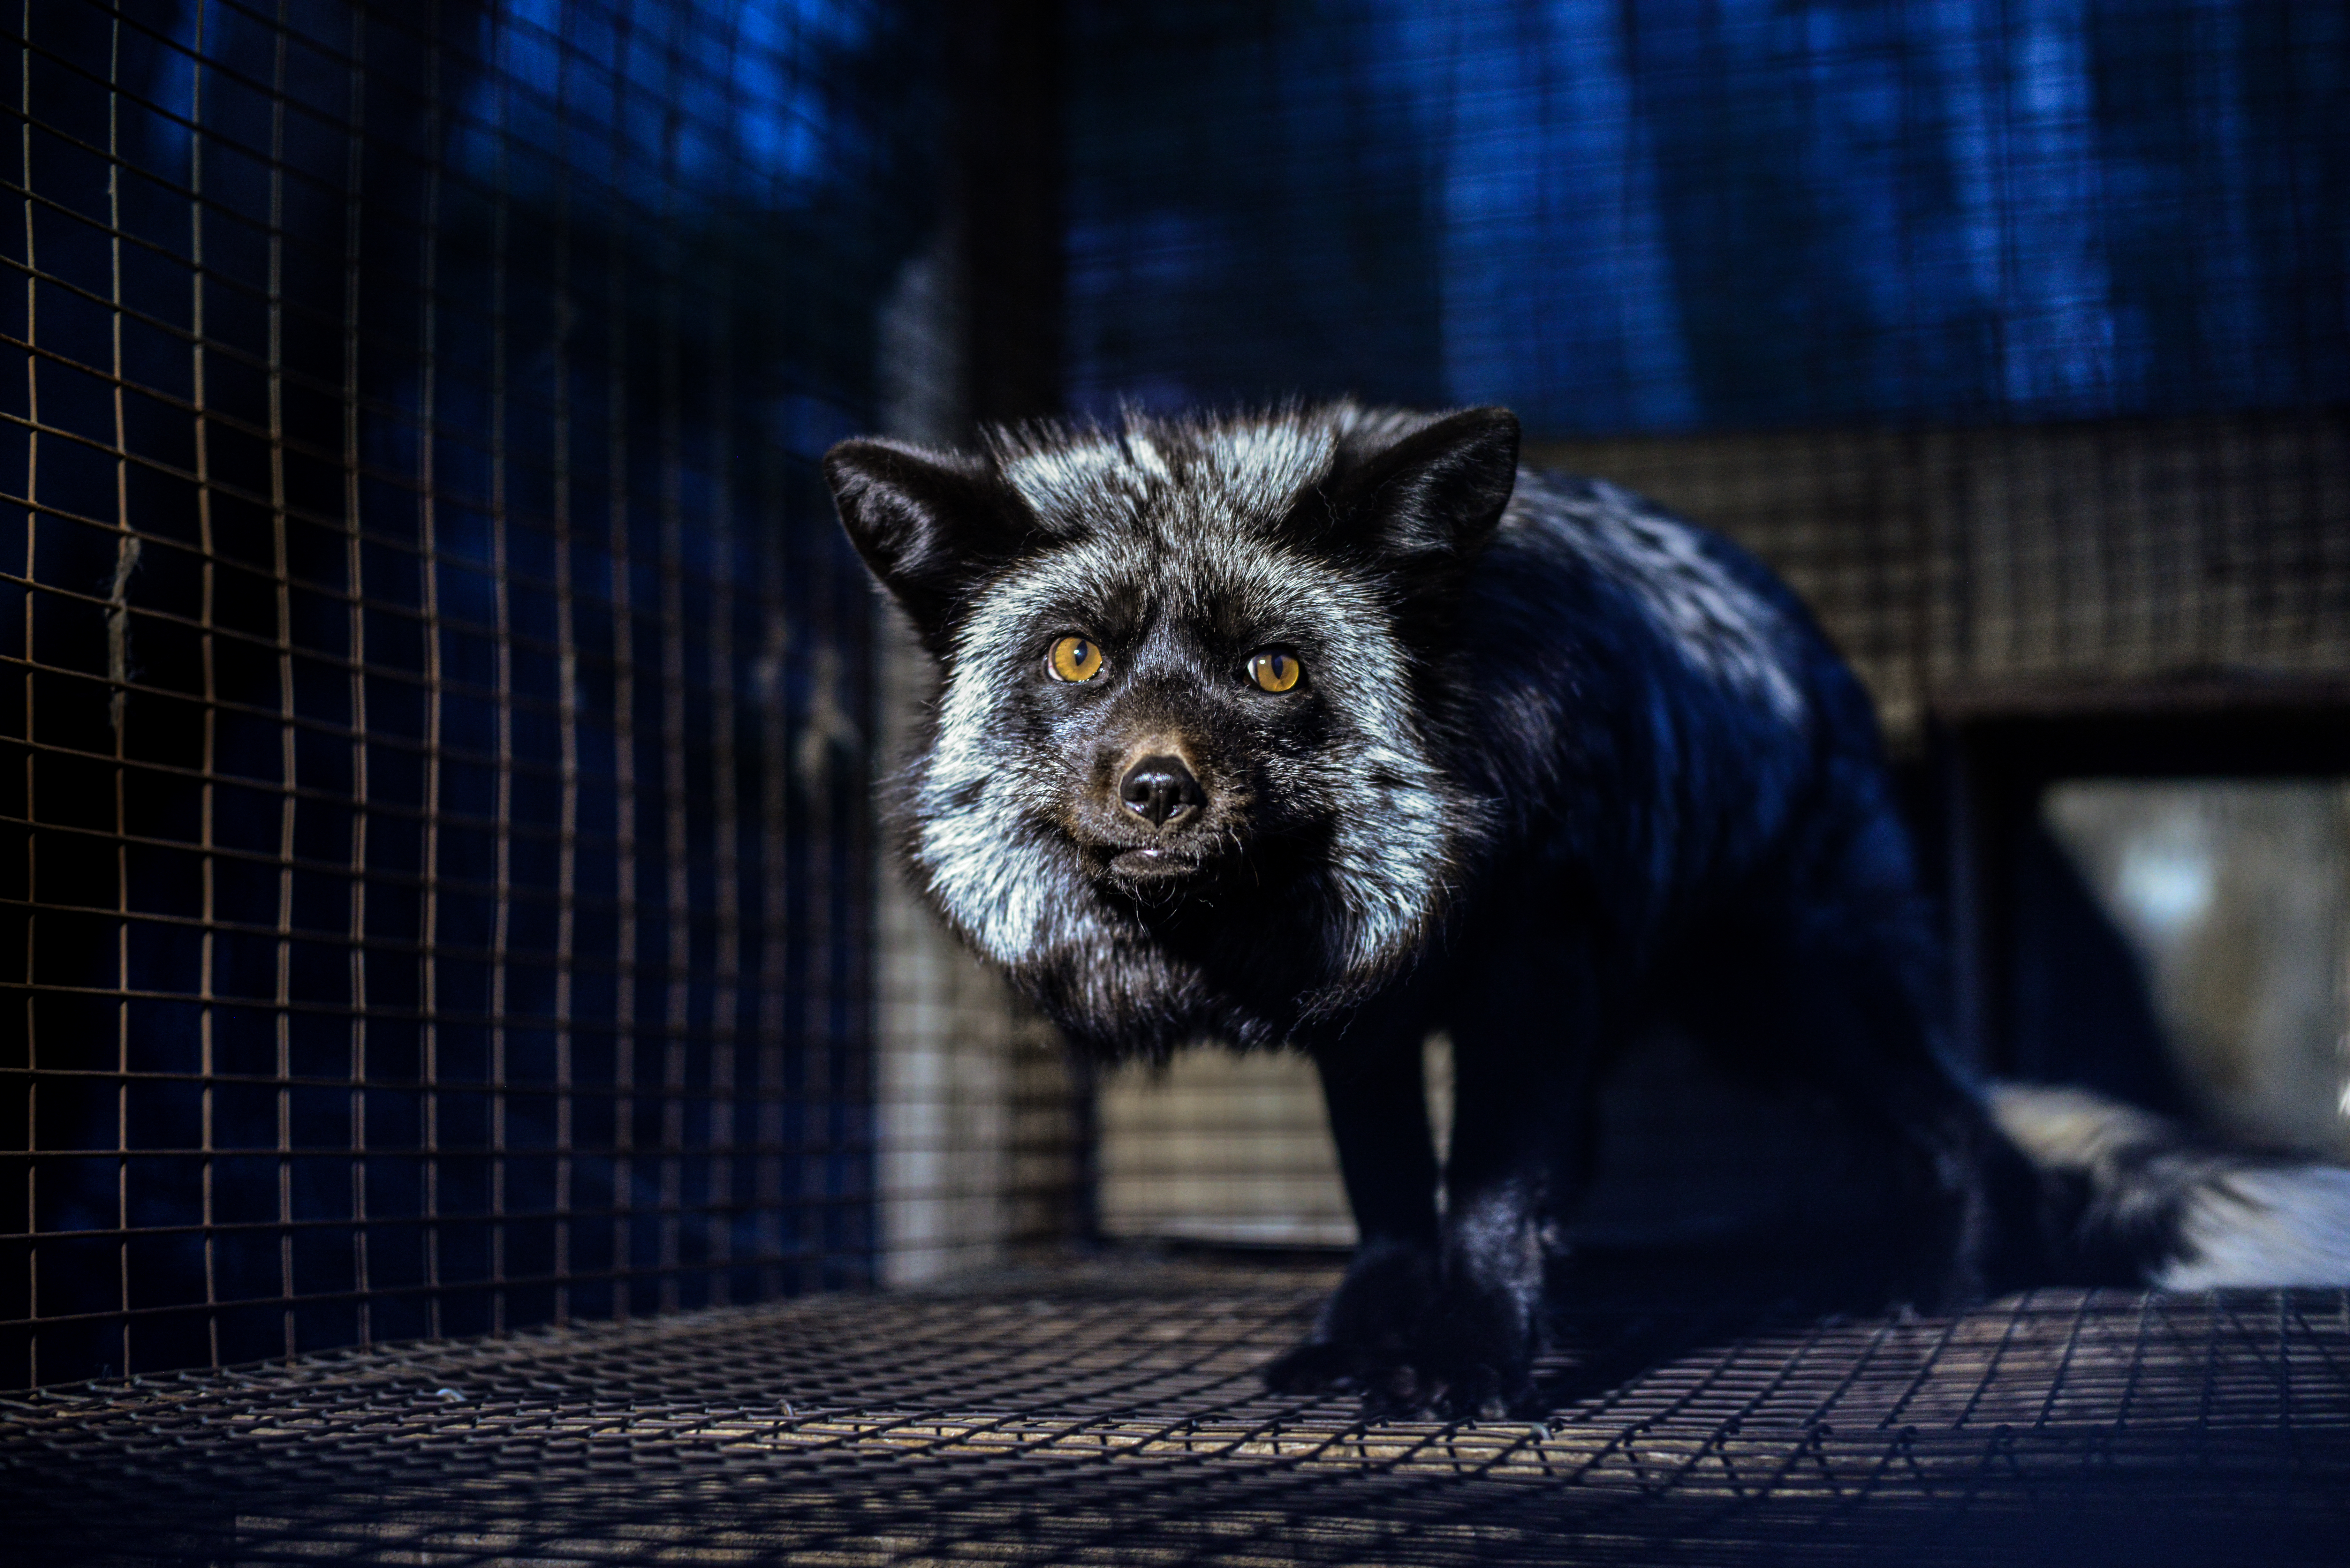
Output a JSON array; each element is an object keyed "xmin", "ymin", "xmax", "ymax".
[{"xmin": 4, "ymin": 1256, "xmax": 2346, "ymax": 1566}]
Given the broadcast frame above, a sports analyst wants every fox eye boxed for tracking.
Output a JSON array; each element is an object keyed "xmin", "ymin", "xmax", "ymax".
[
  {"xmin": 1048, "ymin": 634, "xmax": 1104, "ymax": 682},
  {"xmin": 1248, "ymin": 649, "xmax": 1302, "ymax": 693}
]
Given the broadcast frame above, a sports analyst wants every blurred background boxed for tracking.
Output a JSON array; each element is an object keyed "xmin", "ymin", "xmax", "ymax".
[{"xmin": 4, "ymin": 0, "xmax": 2345, "ymax": 1385}]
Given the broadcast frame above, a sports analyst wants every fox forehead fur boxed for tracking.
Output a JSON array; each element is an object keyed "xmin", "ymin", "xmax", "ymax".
[{"xmin": 824, "ymin": 402, "xmax": 1810, "ymax": 1058}]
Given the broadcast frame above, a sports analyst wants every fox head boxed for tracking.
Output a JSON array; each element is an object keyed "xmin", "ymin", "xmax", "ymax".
[{"xmin": 822, "ymin": 403, "xmax": 1517, "ymax": 1051}]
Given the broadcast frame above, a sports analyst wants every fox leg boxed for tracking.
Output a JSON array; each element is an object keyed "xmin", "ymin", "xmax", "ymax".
[
  {"xmin": 1263, "ymin": 1018, "xmax": 1440, "ymax": 1397},
  {"xmin": 1413, "ymin": 961, "xmax": 1606, "ymax": 1421},
  {"xmin": 1269, "ymin": 921, "xmax": 1607, "ymax": 1418}
]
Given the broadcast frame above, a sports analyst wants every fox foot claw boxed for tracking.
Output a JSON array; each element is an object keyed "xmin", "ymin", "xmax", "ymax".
[
  {"xmin": 1263, "ymin": 1338, "xmax": 1543, "ymax": 1421},
  {"xmin": 1367, "ymin": 1357, "xmax": 1544, "ymax": 1422},
  {"xmin": 1262, "ymin": 1339, "xmax": 1362, "ymax": 1395}
]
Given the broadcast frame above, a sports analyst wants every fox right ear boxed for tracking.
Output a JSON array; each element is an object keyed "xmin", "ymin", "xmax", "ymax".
[
  {"xmin": 1324, "ymin": 407, "xmax": 1520, "ymax": 566},
  {"xmin": 823, "ymin": 439, "xmax": 1032, "ymax": 646}
]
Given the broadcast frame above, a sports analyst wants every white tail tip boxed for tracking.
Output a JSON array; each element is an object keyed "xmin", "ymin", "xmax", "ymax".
[{"xmin": 2159, "ymin": 1166, "xmax": 2350, "ymax": 1290}]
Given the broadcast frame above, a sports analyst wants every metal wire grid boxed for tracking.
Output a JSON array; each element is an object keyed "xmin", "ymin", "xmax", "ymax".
[
  {"xmin": 3, "ymin": 1261, "xmax": 2346, "ymax": 1565},
  {"xmin": 4, "ymin": 0, "xmax": 929, "ymax": 1389},
  {"xmin": 1067, "ymin": 4, "xmax": 2349, "ymax": 433}
]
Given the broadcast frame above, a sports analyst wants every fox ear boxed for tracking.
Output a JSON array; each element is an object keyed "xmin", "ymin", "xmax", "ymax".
[
  {"xmin": 823, "ymin": 438, "xmax": 1031, "ymax": 646},
  {"xmin": 1320, "ymin": 406, "xmax": 1520, "ymax": 567}
]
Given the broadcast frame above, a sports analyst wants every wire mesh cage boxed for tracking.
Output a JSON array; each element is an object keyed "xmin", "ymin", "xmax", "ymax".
[{"xmin": 6, "ymin": 1, "xmax": 2350, "ymax": 1563}]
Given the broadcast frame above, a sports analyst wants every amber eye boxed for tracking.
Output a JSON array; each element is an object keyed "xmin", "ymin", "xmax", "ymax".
[
  {"xmin": 1048, "ymin": 634, "xmax": 1104, "ymax": 682},
  {"xmin": 1248, "ymin": 649, "xmax": 1302, "ymax": 693}
]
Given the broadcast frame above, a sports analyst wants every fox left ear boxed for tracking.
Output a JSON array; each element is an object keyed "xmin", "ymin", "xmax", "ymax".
[
  {"xmin": 1320, "ymin": 406, "xmax": 1521, "ymax": 567},
  {"xmin": 823, "ymin": 438, "xmax": 1035, "ymax": 649}
]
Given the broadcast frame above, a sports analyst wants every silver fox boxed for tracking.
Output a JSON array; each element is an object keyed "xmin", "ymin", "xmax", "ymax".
[{"xmin": 826, "ymin": 402, "xmax": 2350, "ymax": 1419}]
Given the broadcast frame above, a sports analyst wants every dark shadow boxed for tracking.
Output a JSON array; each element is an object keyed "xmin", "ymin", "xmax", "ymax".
[
  {"xmin": 2005, "ymin": 809, "xmax": 2194, "ymax": 1116},
  {"xmin": 1535, "ymin": 1240, "xmax": 1935, "ymax": 1410}
]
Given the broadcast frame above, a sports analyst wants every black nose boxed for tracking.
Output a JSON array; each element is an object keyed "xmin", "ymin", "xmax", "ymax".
[{"xmin": 1118, "ymin": 754, "xmax": 1204, "ymax": 828}]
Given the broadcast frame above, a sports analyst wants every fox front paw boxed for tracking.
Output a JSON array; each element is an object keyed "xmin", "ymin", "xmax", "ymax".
[
  {"xmin": 1391, "ymin": 1284, "xmax": 1545, "ymax": 1421},
  {"xmin": 1262, "ymin": 1239, "xmax": 1434, "ymax": 1398},
  {"xmin": 1261, "ymin": 1243, "xmax": 1549, "ymax": 1419}
]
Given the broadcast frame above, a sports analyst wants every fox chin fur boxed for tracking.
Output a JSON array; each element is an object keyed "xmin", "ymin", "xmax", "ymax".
[{"xmin": 825, "ymin": 402, "xmax": 2350, "ymax": 1420}]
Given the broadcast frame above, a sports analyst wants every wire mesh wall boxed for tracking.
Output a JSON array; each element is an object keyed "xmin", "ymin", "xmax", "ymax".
[
  {"xmin": 1069, "ymin": 2, "xmax": 2349, "ymax": 432},
  {"xmin": 1064, "ymin": 1, "xmax": 2350, "ymax": 746},
  {"xmin": 2, "ymin": 0, "xmax": 951, "ymax": 1388}
]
